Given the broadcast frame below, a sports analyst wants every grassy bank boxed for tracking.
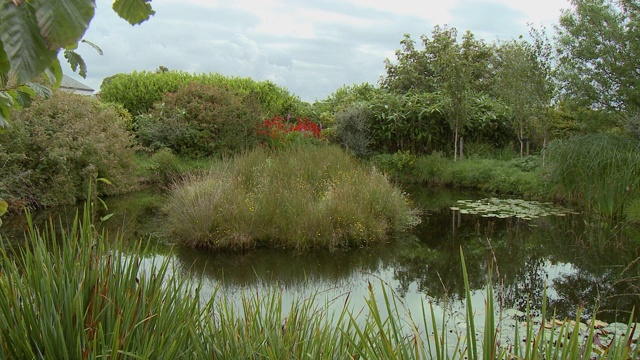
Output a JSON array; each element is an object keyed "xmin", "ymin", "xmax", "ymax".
[
  {"xmin": 162, "ymin": 144, "xmax": 421, "ymax": 251},
  {"xmin": 0, "ymin": 204, "xmax": 637, "ymax": 359},
  {"xmin": 373, "ymin": 151, "xmax": 546, "ymax": 198}
]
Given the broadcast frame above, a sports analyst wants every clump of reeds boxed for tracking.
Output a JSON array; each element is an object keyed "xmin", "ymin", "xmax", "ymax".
[
  {"xmin": 0, "ymin": 201, "xmax": 213, "ymax": 358},
  {"xmin": 546, "ymin": 133, "xmax": 640, "ymax": 220},
  {"xmin": 162, "ymin": 144, "xmax": 421, "ymax": 251}
]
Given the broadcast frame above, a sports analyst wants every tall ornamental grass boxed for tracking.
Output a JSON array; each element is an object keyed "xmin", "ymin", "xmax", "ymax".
[
  {"xmin": 162, "ymin": 144, "xmax": 421, "ymax": 251},
  {"xmin": 546, "ymin": 133, "xmax": 640, "ymax": 220}
]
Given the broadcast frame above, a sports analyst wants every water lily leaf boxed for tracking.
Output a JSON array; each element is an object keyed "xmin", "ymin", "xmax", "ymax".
[{"xmin": 453, "ymin": 197, "xmax": 573, "ymax": 220}]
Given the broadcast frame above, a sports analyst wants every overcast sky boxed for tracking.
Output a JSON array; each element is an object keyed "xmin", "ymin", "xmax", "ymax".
[{"xmin": 65, "ymin": 0, "xmax": 571, "ymax": 103}]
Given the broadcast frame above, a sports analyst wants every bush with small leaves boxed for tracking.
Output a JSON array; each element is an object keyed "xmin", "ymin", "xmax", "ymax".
[
  {"xmin": 135, "ymin": 83, "xmax": 264, "ymax": 158},
  {"xmin": 335, "ymin": 103, "xmax": 372, "ymax": 157},
  {"xmin": 0, "ymin": 91, "xmax": 139, "ymax": 209}
]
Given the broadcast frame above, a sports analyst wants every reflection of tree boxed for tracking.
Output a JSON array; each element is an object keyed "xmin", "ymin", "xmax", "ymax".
[{"xmin": 390, "ymin": 200, "xmax": 640, "ymax": 322}]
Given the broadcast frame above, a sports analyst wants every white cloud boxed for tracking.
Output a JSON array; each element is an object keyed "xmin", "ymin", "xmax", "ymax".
[{"xmin": 61, "ymin": 0, "xmax": 570, "ymax": 103}]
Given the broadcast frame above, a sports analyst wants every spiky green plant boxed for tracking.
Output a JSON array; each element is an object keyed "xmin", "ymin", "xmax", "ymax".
[
  {"xmin": 546, "ymin": 133, "xmax": 640, "ymax": 220},
  {"xmin": 0, "ymin": 202, "xmax": 212, "ymax": 359}
]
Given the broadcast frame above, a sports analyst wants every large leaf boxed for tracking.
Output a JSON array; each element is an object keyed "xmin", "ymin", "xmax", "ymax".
[
  {"xmin": 81, "ymin": 39, "xmax": 103, "ymax": 55},
  {"xmin": 44, "ymin": 58, "xmax": 63, "ymax": 88},
  {"xmin": 33, "ymin": 0, "xmax": 96, "ymax": 51},
  {"xmin": 0, "ymin": 1, "xmax": 57, "ymax": 83},
  {"xmin": 0, "ymin": 38, "xmax": 9, "ymax": 74},
  {"xmin": 113, "ymin": 0, "xmax": 155, "ymax": 25},
  {"xmin": 14, "ymin": 85, "xmax": 37, "ymax": 108},
  {"xmin": 0, "ymin": 91, "xmax": 13, "ymax": 128},
  {"xmin": 26, "ymin": 82, "xmax": 53, "ymax": 99},
  {"xmin": 64, "ymin": 49, "xmax": 87, "ymax": 78}
]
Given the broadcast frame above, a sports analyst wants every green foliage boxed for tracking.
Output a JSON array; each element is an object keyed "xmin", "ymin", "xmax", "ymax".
[
  {"xmin": 147, "ymin": 148, "xmax": 183, "ymax": 186},
  {"xmin": 493, "ymin": 37, "xmax": 554, "ymax": 155},
  {"xmin": 378, "ymin": 152, "xmax": 546, "ymax": 196},
  {"xmin": 0, "ymin": 91, "xmax": 139, "ymax": 208},
  {"xmin": 162, "ymin": 144, "xmax": 420, "ymax": 251},
  {"xmin": 555, "ymin": 0, "xmax": 640, "ymax": 112},
  {"xmin": 623, "ymin": 197, "xmax": 640, "ymax": 223},
  {"xmin": 545, "ymin": 104, "xmax": 623, "ymax": 141},
  {"xmin": 0, "ymin": 202, "xmax": 210, "ymax": 359},
  {"xmin": 100, "ymin": 70, "xmax": 308, "ymax": 117},
  {"xmin": 134, "ymin": 82, "xmax": 263, "ymax": 158},
  {"xmin": 377, "ymin": 26, "xmax": 557, "ymax": 157},
  {"xmin": 368, "ymin": 91, "xmax": 450, "ymax": 154},
  {"xmin": 0, "ymin": 0, "xmax": 154, "ymax": 126},
  {"xmin": 312, "ymin": 82, "xmax": 378, "ymax": 116},
  {"xmin": 372, "ymin": 150, "xmax": 419, "ymax": 181},
  {"xmin": 546, "ymin": 133, "xmax": 640, "ymax": 220},
  {"xmin": 334, "ymin": 102, "xmax": 372, "ymax": 157}
]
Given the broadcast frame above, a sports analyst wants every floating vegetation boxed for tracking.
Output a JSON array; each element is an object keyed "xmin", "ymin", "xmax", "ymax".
[{"xmin": 451, "ymin": 198, "xmax": 573, "ymax": 220}]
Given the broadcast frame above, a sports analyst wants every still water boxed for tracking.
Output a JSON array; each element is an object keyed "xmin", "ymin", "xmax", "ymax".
[{"xmin": 2, "ymin": 186, "xmax": 639, "ymax": 325}]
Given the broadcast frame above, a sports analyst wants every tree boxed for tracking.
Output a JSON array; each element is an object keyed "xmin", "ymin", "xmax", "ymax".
[
  {"xmin": 0, "ymin": 0, "xmax": 155, "ymax": 127},
  {"xmin": 381, "ymin": 26, "xmax": 495, "ymax": 160},
  {"xmin": 493, "ymin": 37, "xmax": 554, "ymax": 156},
  {"xmin": 555, "ymin": 0, "xmax": 640, "ymax": 112}
]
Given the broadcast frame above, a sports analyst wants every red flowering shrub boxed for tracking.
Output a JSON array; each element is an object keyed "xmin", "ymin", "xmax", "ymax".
[{"xmin": 256, "ymin": 115, "xmax": 322, "ymax": 148}]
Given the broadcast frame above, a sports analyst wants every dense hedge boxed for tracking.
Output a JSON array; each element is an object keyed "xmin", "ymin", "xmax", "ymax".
[
  {"xmin": 100, "ymin": 70, "xmax": 310, "ymax": 117},
  {"xmin": 135, "ymin": 82, "xmax": 264, "ymax": 157},
  {"xmin": 0, "ymin": 92, "xmax": 139, "ymax": 209}
]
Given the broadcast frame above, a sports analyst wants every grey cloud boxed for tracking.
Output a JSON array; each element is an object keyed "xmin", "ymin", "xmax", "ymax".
[{"xmin": 70, "ymin": 0, "xmax": 545, "ymax": 103}]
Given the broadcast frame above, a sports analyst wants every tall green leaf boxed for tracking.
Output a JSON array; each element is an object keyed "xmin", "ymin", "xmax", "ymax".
[
  {"xmin": 44, "ymin": 58, "xmax": 63, "ymax": 88},
  {"xmin": 0, "ymin": 91, "xmax": 13, "ymax": 128},
  {"xmin": 0, "ymin": 1, "xmax": 58, "ymax": 84},
  {"xmin": 64, "ymin": 49, "xmax": 87, "ymax": 78},
  {"xmin": 0, "ymin": 38, "xmax": 9, "ymax": 74},
  {"xmin": 33, "ymin": 0, "xmax": 96, "ymax": 51},
  {"xmin": 26, "ymin": 82, "xmax": 53, "ymax": 99},
  {"xmin": 81, "ymin": 39, "xmax": 103, "ymax": 55},
  {"xmin": 113, "ymin": 0, "xmax": 155, "ymax": 25}
]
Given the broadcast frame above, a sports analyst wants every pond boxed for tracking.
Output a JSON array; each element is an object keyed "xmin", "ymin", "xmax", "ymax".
[{"xmin": 2, "ymin": 185, "xmax": 639, "ymax": 329}]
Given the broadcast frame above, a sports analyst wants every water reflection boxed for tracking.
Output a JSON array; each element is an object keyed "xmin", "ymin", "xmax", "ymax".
[{"xmin": 1, "ymin": 187, "xmax": 639, "ymax": 322}]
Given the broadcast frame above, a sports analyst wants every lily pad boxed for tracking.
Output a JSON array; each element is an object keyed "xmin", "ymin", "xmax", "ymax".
[{"xmin": 452, "ymin": 198, "xmax": 572, "ymax": 221}]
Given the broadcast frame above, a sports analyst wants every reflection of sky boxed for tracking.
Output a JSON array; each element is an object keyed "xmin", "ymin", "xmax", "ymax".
[{"xmin": 541, "ymin": 261, "xmax": 576, "ymax": 300}]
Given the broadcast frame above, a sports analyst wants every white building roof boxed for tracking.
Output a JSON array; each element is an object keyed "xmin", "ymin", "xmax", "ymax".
[{"xmin": 60, "ymin": 75, "xmax": 94, "ymax": 93}]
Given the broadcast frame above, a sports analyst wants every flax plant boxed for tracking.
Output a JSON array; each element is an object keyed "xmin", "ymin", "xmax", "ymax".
[{"xmin": 0, "ymin": 202, "xmax": 211, "ymax": 359}]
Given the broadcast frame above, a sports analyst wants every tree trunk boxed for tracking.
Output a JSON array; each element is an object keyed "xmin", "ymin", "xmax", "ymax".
[
  {"xmin": 454, "ymin": 125, "xmax": 459, "ymax": 161},
  {"xmin": 459, "ymin": 136, "xmax": 464, "ymax": 160}
]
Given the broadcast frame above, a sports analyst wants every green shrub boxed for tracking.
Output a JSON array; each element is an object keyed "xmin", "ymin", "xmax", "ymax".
[
  {"xmin": 372, "ymin": 150, "xmax": 418, "ymax": 181},
  {"xmin": 134, "ymin": 82, "xmax": 263, "ymax": 157},
  {"xmin": 334, "ymin": 102, "xmax": 372, "ymax": 157},
  {"xmin": 0, "ymin": 92, "xmax": 139, "ymax": 209},
  {"xmin": 162, "ymin": 144, "xmax": 420, "ymax": 251},
  {"xmin": 100, "ymin": 70, "xmax": 309, "ymax": 117},
  {"xmin": 148, "ymin": 148, "xmax": 183, "ymax": 186}
]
